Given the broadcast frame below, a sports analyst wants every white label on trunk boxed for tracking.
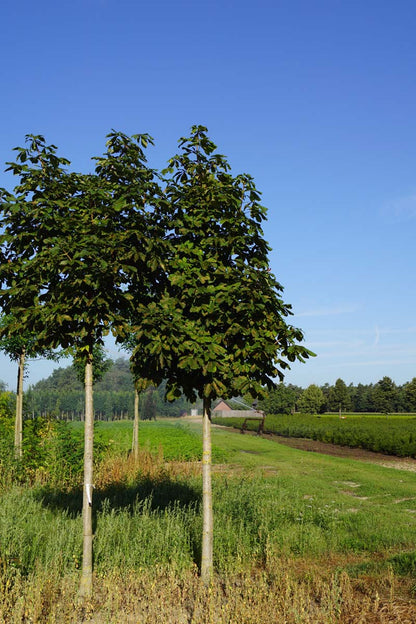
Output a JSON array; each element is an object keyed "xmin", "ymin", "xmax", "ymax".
[{"xmin": 86, "ymin": 483, "xmax": 94, "ymax": 506}]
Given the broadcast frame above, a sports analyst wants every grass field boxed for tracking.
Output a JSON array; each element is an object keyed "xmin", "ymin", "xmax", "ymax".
[{"xmin": 1, "ymin": 418, "xmax": 416, "ymax": 622}]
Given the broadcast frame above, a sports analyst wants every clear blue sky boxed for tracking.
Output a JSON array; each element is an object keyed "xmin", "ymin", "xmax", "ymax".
[{"xmin": 1, "ymin": 0, "xmax": 415, "ymax": 390}]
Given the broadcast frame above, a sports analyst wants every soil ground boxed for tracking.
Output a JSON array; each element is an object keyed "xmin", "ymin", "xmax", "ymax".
[{"xmin": 266, "ymin": 432, "xmax": 416, "ymax": 471}]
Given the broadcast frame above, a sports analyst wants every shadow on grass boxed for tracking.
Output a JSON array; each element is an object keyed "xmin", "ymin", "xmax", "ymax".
[{"xmin": 34, "ymin": 475, "xmax": 201, "ymax": 518}]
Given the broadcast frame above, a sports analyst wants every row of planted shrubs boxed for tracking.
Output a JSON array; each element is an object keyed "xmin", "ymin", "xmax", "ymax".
[{"xmin": 212, "ymin": 413, "xmax": 416, "ymax": 458}]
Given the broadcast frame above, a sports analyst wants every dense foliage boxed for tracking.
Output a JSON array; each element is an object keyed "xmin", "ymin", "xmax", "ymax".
[{"xmin": 128, "ymin": 126, "xmax": 311, "ymax": 404}]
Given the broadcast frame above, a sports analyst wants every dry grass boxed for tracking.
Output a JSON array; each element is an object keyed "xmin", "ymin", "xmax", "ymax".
[
  {"xmin": 94, "ymin": 449, "xmax": 201, "ymax": 490},
  {"xmin": 1, "ymin": 558, "xmax": 416, "ymax": 623}
]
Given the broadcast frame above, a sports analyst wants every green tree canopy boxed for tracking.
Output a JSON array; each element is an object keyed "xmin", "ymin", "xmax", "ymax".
[
  {"xmin": 298, "ymin": 384, "xmax": 325, "ymax": 414},
  {"xmin": 259, "ymin": 383, "xmax": 302, "ymax": 415},
  {"xmin": 327, "ymin": 378, "xmax": 352, "ymax": 412},
  {"xmin": 372, "ymin": 376, "xmax": 398, "ymax": 414},
  {"xmin": 403, "ymin": 378, "xmax": 416, "ymax": 413},
  {"xmin": 129, "ymin": 126, "xmax": 312, "ymax": 402}
]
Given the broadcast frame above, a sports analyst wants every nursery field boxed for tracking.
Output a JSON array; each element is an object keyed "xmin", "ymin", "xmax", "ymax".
[
  {"xmin": 213, "ymin": 412, "xmax": 416, "ymax": 458},
  {"xmin": 1, "ymin": 418, "xmax": 416, "ymax": 623}
]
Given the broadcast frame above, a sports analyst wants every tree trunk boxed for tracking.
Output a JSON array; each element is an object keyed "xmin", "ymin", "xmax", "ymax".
[
  {"xmin": 79, "ymin": 356, "xmax": 94, "ymax": 599},
  {"xmin": 201, "ymin": 396, "xmax": 213, "ymax": 584},
  {"xmin": 132, "ymin": 385, "xmax": 139, "ymax": 461},
  {"xmin": 14, "ymin": 348, "xmax": 25, "ymax": 458}
]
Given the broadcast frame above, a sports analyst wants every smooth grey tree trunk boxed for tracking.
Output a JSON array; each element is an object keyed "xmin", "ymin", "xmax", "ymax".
[
  {"xmin": 14, "ymin": 348, "xmax": 25, "ymax": 458},
  {"xmin": 79, "ymin": 358, "xmax": 94, "ymax": 599},
  {"xmin": 201, "ymin": 396, "xmax": 213, "ymax": 584},
  {"xmin": 132, "ymin": 386, "xmax": 139, "ymax": 461}
]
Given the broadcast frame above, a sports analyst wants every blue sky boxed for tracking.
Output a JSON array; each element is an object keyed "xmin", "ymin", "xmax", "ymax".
[{"xmin": 1, "ymin": 0, "xmax": 415, "ymax": 390}]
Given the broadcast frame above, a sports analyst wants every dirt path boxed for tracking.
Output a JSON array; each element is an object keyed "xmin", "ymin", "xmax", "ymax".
[
  {"xmin": 271, "ymin": 434, "xmax": 416, "ymax": 471},
  {"xmin": 214, "ymin": 424, "xmax": 416, "ymax": 472}
]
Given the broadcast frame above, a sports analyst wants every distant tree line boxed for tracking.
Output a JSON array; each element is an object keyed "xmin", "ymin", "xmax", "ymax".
[
  {"xmin": 2, "ymin": 363, "xmax": 415, "ymax": 420},
  {"xmin": 259, "ymin": 376, "xmax": 416, "ymax": 415},
  {"xmin": 9, "ymin": 358, "xmax": 193, "ymax": 421}
]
